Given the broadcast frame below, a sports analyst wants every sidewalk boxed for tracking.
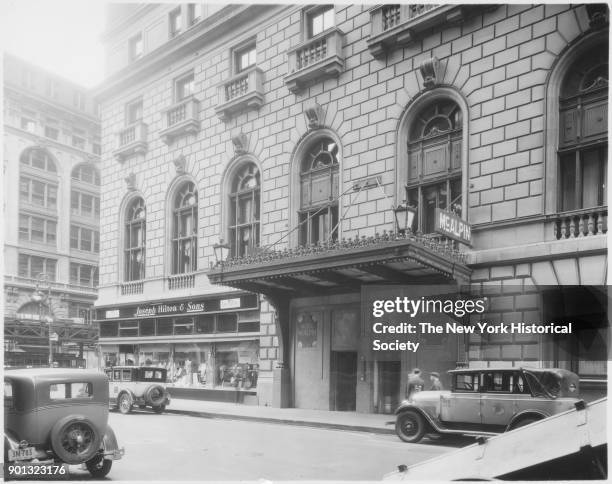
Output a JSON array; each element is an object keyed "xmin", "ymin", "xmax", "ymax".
[{"xmin": 166, "ymin": 398, "xmax": 396, "ymax": 434}]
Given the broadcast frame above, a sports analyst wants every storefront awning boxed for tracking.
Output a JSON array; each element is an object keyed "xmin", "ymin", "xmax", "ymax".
[{"xmin": 207, "ymin": 233, "xmax": 471, "ymax": 298}]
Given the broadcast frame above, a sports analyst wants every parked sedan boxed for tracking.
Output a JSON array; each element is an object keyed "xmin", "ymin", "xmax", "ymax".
[
  {"xmin": 106, "ymin": 366, "xmax": 171, "ymax": 414},
  {"xmin": 4, "ymin": 368, "xmax": 124, "ymax": 478},
  {"xmin": 395, "ymin": 367, "xmax": 580, "ymax": 443}
]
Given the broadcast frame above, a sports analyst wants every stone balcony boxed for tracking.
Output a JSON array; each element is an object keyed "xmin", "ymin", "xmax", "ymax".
[
  {"xmin": 215, "ymin": 67, "xmax": 265, "ymax": 121},
  {"xmin": 284, "ymin": 28, "xmax": 344, "ymax": 93},
  {"xmin": 552, "ymin": 206, "xmax": 608, "ymax": 240},
  {"xmin": 159, "ymin": 96, "xmax": 200, "ymax": 144},
  {"xmin": 113, "ymin": 121, "xmax": 148, "ymax": 161},
  {"xmin": 367, "ymin": 4, "xmax": 495, "ymax": 58}
]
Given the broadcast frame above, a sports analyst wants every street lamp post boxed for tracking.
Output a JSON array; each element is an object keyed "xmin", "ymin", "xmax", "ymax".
[{"xmin": 31, "ymin": 273, "xmax": 54, "ymax": 367}]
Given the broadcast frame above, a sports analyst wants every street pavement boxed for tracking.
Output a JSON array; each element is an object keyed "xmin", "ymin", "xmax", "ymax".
[{"xmin": 66, "ymin": 409, "xmax": 466, "ymax": 481}]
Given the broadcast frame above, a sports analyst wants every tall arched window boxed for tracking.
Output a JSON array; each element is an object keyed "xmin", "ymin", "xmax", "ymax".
[
  {"xmin": 229, "ymin": 163, "xmax": 260, "ymax": 257},
  {"xmin": 299, "ymin": 138, "xmax": 339, "ymax": 245},
  {"xmin": 125, "ymin": 197, "xmax": 146, "ymax": 281},
  {"xmin": 172, "ymin": 182, "xmax": 198, "ymax": 273},
  {"xmin": 558, "ymin": 48, "xmax": 607, "ymax": 213},
  {"xmin": 407, "ymin": 99, "xmax": 462, "ymax": 234}
]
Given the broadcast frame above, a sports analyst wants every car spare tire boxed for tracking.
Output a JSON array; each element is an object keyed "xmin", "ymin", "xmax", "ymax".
[
  {"xmin": 144, "ymin": 385, "xmax": 166, "ymax": 406},
  {"xmin": 50, "ymin": 416, "xmax": 102, "ymax": 464}
]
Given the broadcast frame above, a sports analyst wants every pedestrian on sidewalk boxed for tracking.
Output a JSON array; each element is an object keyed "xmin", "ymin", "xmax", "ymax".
[
  {"xmin": 406, "ymin": 368, "xmax": 424, "ymax": 399},
  {"xmin": 429, "ymin": 372, "xmax": 443, "ymax": 391}
]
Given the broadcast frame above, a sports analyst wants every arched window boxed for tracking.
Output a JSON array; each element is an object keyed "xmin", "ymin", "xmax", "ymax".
[
  {"xmin": 557, "ymin": 48, "xmax": 607, "ymax": 213},
  {"xmin": 299, "ymin": 138, "xmax": 339, "ymax": 245},
  {"xmin": 125, "ymin": 197, "xmax": 146, "ymax": 281},
  {"xmin": 172, "ymin": 182, "xmax": 198, "ymax": 273},
  {"xmin": 407, "ymin": 99, "xmax": 462, "ymax": 234},
  {"xmin": 229, "ymin": 163, "xmax": 260, "ymax": 257},
  {"xmin": 16, "ymin": 301, "xmax": 52, "ymax": 321},
  {"xmin": 72, "ymin": 163, "xmax": 100, "ymax": 186},
  {"xmin": 20, "ymin": 147, "xmax": 57, "ymax": 173}
]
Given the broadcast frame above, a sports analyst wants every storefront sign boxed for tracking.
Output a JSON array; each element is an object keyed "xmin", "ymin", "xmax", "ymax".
[
  {"xmin": 434, "ymin": 208, "xmax": 472, "ymax": 245},
  {"xmin": 98, "ymin": 294, "xmax": 258, "ymax": 320}
]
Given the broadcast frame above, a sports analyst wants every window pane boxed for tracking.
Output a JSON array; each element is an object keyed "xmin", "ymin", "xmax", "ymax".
[
  {"xmin": 81, "ymin": 229, "xmax": 92, "ymax": 251},
  {"xmin": 70, "ymin": 263, "xmax": 79, "ymax": 284},
  {"xmin": 560, "ymin": 154, "xmax": 576, "ymax": 211},
  {"xmin": 71, "ymin": 191, "xmax": 80, "ymax": 214},
  {"xmin": 46, "ymin": 260, "xmax": 56, "ymax": 281},
  {"xmin": 18, "ymin": 254, "xmax": 29, "ymax": 277},
  {"xmin": 31, "ymin": 150, "xmax": 46, "ymax": 169},
  {"xmin": 19, "ymin": 215, "xmax": 29, "ymax": 240},
  {"xmin": 47, "ymin": 185, "xmax": 57, "ymax": 209},
  {"xmin": 20, "ymin": 178, "xmax": 30, "ymax": 202},
  {"xmin": 47, "ymin": 221, "xmax": 57, "ymax": 244},
  {"xmin": 582, "ymin": 148, "xmax": 604, "ymax": 208},
  {"xmin": 81, "ymin": 194, "xmax": 93, "ymax": 216},
  {"xmin": 31, "ymin": 217, "xmax": 44, "ymax": 242},
  {"xmin": 31, "ymin": 180, "xmax": 45, "ymax": 206},
  {"xmin": 94, "ymin": 231, "xmax": 100, "ymax": 253},
  {"xmin": 70, "ymin": 226, "xmax": 79, "ymax": 249},
  {"xmin": 31, "ymin": 256, "xmax": 44, "ymax": 277}
]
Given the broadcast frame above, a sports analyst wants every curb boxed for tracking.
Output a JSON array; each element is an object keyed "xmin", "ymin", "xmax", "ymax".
[{"xmin": 165, "ymin": 408, "xmax": 396, "ymax": 435}]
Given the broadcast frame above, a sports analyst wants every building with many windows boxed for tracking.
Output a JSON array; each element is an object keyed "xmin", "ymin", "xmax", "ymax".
[
  {"xmin": 4, "ymin": 54, "xmax": 100, "ymax": 368},
  {"xmin": 96, "ymin": 4, "xmax": 607, "ymax": 409}
]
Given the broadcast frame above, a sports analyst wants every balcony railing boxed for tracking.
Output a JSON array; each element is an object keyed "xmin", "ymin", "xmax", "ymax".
[
  {"xmin": 4, "ymin": 275, "xmax": 98, "ymax": 296},
  {"xmin": 121, "ymin": 280, "xmax": 144, "ymax": 295},
  {"xmin": 553, "ymin": 207, "xmax": 608, "ymax": 240},
  {"xmin": 285, "ymin": 28, "xmax": 344, "ymax": 93},
  {"xmin": 215, "ymin": 67, "xmax": 265, "ymax": 121},
  {"xmin": 113, "ymin": 121, "xmax": 148, "ymax": 161},
  {"xmin": 168, "ymin": 273, "xmax": 196, "ymax": 290},
  {"xmin": 159, "ymin": 96, "xmax": 200, "ymax": 144},
  {"xmin": 368, "ymin": 4, "xmax": 494, "ymax": 57}
]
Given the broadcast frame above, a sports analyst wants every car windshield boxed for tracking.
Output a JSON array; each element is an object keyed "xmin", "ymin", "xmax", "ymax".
[{"xmin": 523, "ymin": 370, "xmax": 562, "ymax": 398}]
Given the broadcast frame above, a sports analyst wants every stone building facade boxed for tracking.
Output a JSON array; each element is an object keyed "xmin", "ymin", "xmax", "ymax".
[
  {"xmin": 96, "ymin": 4, "xmax": 608, "ymax": 409},
  {"xmin": 4, "ymin": 54, "xmax": 101, "ymax": 368}
]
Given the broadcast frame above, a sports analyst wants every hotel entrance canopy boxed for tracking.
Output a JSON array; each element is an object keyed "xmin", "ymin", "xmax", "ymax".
[{"xmin": 207, "ymin": 232, "xmax": 471, "ymax": 297}]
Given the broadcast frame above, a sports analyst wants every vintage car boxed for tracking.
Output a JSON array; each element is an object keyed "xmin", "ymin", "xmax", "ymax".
[
  {"xmin": 105, "ymin": 366, "xmax": 170, "ymax": 414},
  {"xmin": 4, "ymin": 368, "xmax": 124, "ymax": 478},
  {"xmin": 395, "ymin": 367, "xmax": 581, "ymax": 443}
]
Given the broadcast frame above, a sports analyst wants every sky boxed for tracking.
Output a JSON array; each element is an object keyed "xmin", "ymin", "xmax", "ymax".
[{"xmin": 1, "ymin": 0, "xmax": 107, "ymax": 88}]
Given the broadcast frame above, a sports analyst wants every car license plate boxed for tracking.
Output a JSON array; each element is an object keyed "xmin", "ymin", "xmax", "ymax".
[{"xmin": 8, "ymin": 447, "xmax": 35, "ymax": 461}]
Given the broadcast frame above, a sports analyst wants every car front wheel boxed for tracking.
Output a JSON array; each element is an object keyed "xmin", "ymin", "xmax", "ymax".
[
  {"xmin": 395, "ymin": 410, "xmax": 427, "ymax": 443},
  {"xmin": 86, "ymin": 454, "xmax": 113, "ymax": 478},
  {"xmin": 118, "ymin": 393, "xmax": 132, "ymax": 414}
]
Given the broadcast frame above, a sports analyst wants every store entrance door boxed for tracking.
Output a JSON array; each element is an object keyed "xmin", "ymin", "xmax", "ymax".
[{"xmin": 330, "ymin": 351, "xmax": 357, "ymax": 411}]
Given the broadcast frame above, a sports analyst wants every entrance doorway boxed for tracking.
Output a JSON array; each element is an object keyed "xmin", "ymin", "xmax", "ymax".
[
  {"xmin": 378, "ymin": 360, "xmax": 401, "ymax": 414},
  {"xmin": 330, "ymin": 351, "xmax": 357, "ymax": 411}
]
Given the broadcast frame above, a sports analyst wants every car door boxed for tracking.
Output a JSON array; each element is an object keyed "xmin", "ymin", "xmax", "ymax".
[
  {"xmin": 480, "ymin": 371, "xmax": 520, "ymax": 427},
  {"xmin": 439, "ymin": 372, "xmax": 482, "ymax": 425}
]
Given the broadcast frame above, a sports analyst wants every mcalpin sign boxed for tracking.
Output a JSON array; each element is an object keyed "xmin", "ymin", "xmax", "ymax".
[{"xmin": 435, "ymin": 208, "xmax": 472, "ymax": 246}]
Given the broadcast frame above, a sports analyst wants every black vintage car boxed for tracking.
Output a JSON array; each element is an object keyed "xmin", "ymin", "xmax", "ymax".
[{"xmin": 4, "ymin": 368, "xmax": 124, "ymax": 478}]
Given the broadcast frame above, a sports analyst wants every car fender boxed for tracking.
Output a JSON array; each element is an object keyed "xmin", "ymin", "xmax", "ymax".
[
  {"xmin": 506, "ymin": 409, "xmax": 549, "ymax": 431},
  {"xmin": 101, "ymin": 424, "xmax": 124, "ymax": 460},
  {"xmin": 394, "ymin": 405, "xmax": 439, "ymax": 432}
]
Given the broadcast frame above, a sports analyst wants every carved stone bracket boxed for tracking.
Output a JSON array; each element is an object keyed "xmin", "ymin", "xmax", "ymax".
[
  {"xmin": 304, "ymin": 102, "xmax": 324, "ymax": 130},
  {"xmin": 420, "ymin": 56, "xmax": 441, "ymax": 90},
  {"xmin": 173, "ymin": 154, "xmax": 186, "ymax": 174},
  {"xmin": 125, "ymin": 172, "xmax": 136, "ymax": 191},
  {"xmin": 231, "ymin": 131, "xmax": 249, "ymax": 155}
]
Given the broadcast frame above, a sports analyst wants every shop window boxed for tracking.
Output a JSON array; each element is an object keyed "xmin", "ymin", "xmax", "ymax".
[
  {"xmin": 157, "ymin": 318, "xmax": 173, "ymax": 335},
  {"xmin": 238, "ymin": 321, "xmax": 260, "ymax": 333},
  {"xmin": 174, "ymin": 317, "xmax": 194, "ymax": 335},
  {"xmin": 406, "ymin": 99, "xmax": 463, "ymax": 234},
  {"xmin": 307, "ymin": 5, "xmax": 334, "ymax": 38},
  {"xmin": 139, "ymin": 319, "xmax": 156, "ymax": 336},
  {"xmin": 125, "ymin": 197, "xmax": 146, "ymax": 281},
  {"xmin": 172, "ymin": 181, "xmax": 198, "ymax": 274},
  {"xmin": 299, "ymin": 137, "xmax": 339, "ymax": 245},
  {"xmin": 229, "ymin": 163, "xmax": 260, "ymax": 257},
  {"xmin": 196, "ymin": 315, "xmax": 214, "ymax": 333},
  {"xmin": 557, "ymin": 49, "xmax": 607, "ymax": 212},
  {"xmin": 217, "ymin": 313, "xmax": 237, "ymax": 332},
  {"xmin": 119, "ymin": 321, "xmax": 139, "ymax": 337},
  {"xmin": 71, "ymin": 163, "xmax": 100, "ymax": 185}
]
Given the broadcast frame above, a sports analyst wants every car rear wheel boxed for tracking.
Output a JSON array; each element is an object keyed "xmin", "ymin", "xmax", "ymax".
[
  {"xmin": 395, "ymin": 410, "xmax": 427, "ymax": 443},
  {"xmin": 118, "ymin": 393, "xmax": 132, "ymax": 414},
  {"xmin": 86, "ymin": 454, "xmax": 113, "ymax": 478},
  {"xmin": 152, "ymin": 404, "xmax": 166, "ymax": 414},
  {"xmin": 50, "ymin": 417, "xmax": 102, "ymax": 464}
]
